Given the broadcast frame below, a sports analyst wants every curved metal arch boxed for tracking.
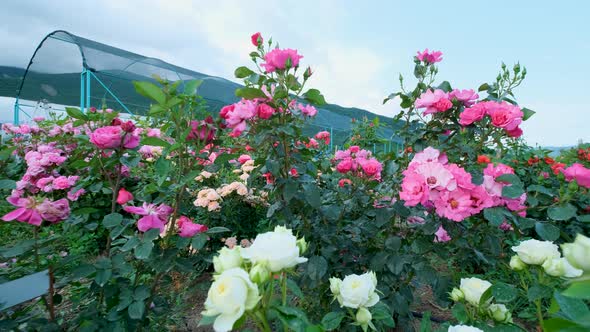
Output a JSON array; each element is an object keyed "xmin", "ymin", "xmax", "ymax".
[{"xmin": 15, "ymin": 30, "xmax": 88, "ymax": 100}]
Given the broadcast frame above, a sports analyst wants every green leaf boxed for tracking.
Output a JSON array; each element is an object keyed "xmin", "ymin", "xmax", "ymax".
[
  {"xmin": 235, "ymin": 87, "xmax": 266, "ymax": 99},
  {"xmin": 206, "ymin": 227, "xmax": 231, "ymax": 234},
  {"xmin": 72, "ymin": 264, "xmax": 96, "ymax": 279},
  {"xmin": 286, "ymin": 278, "xmax": 304, "ymax": 299},
  {"xmin": 478, "ymin": 83, "xmax": 490, "ymax": 92},
  {"xmin": 133, "ymin": 81, "xmax": 166, "ymax": 105},
  {"xmin": 371, "ymin": 302, "xmax": 395, "ymax": 327},
  {"xmin": 134, "ymin": 286, "xmax": 150, "ymax": 301},
  {"xmin": 103, "ymin": 213, "xmax": 123, "ymax": 229},
  {"xmin": 303, "ymin": 184, "xmax": 321, "ymax": 209},
  {"xmin": 451, "ymin": 302, "xmax": 468, "ymax": 322},
  {"xmin": 535, "ymin": 222, "xmax": 560, "ymax": 241},
  {"xmin": 578, "ymin": 215, "xmax": 590, "ymax": 223},
  {"xmin": 522, "ymin": 107, "xmax": 536, "ymax": 121},
  {"xmin": 544, "ymin": 318, "xmax": 589, "ymax": 332},
  {"xmin": 191, "ymin": 233, "xmax": 208, "ymax": 250},
  {"xmin": 0, "ymin": 179, "xmax": 16, "ymax": 190},
  {"xmin": 143, "ymin": 228, "xmax": 161, "ymax": 241},
  {"xmin": 154, "ymin": 157, "xmax": 171, "ymax": 179},
  {"xmin": 502, "ymin": 184, "xmax": 525, "ymax": 199},
  {"xmin": 554, "ymin": 291, "xmax": 590, "ymax": 322},
  {"xmin": 528, "ymin": 285, "xmax": 553, "ymax": 302},
  {"xmin": 65, "ymin": 107, "xmax": 88, "ymax": 120},
  {"xmin": 492, "ymin": 282, "xmax": 517, "ymax": 303},
  {"xmin": 306, "ymin": 256, "xmax": 328, "ymax": 281},
  {"xmin": 121, "ymin": 237, "xmax": 140, "ymax": 252},
  {"xmin": 303, "ymin": 88, "xmax": 326, "ymax": 105},
  {"xmin": 527, "ymin": 184, "xmax": 554, "ymax": 196},
  {"xmin": 484, "ymin": 207, "xmax": 509, "ymax": 226},
  {"xmin": 321, "ymin": 311, "xmax": 345, "ymax": 331},
  {"xmin": 234, "ymin": 66, "xmax": 255, "ymax": 79},
  {"xmin": 496, "ymin": 174, "xmax": 522, "ymax": 185},
  {"xmin": 94, "ymin": 269, "xmax": 112, "ymax": 287},
  {"xmin": 563, "ymin": 280, "xmax": 590, "ymax": 300},
  {"xmin": 134, "ymin": 241, "xmax": 154, "ymax": 260},
  {"xmin": 141, "ymin": 137, "xmax": 171, "ymax": 148},
  {"xmin": 437, "ymin": 81, "xmax": 452, "ymax": 92},
  {"xmin": 128, "ymin": 300, "xmax": 145, "ymax": 320},
  {"xmin": 283, "ymin": 180, "xmax": 299, "ymax": 202},
  {"xmin": 183, "ymin": 79, "xmax": 203, "ymax": 95},
  {"xmin": 548, "ymin": 204, "xmax": 577, "ymax": 221},
  {"xmin": 0, "ymin": 239, "xmax": 36, "ymax": 257}
]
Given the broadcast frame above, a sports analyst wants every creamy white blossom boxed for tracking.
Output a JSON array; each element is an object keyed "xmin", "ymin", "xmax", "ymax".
[
  {"xmin": 459, "ymin": 277, "xmax": 492, "ymax": 306},
  {"xmin": 240, "ymin": 226, "xmax": 307, "ymax": 272},
  {"xmin": 331, "ymin": 271, "xmax": 379, "ymax": 309},
  {"xmin": 448, "ymin": 325, "xmax": 484, "ymax": 332},
  {"xmin": 213, "ymin": 247, "xmax": 242, "ymax": 273},
  {"xmin": 202, "ymin": 268, "xmax": 260, "ymax": 332},
  {"xmin": 542, "ymin": 257, "xmax": 583, "ymax": 278},
  {"xmin": 511, "ymin": 239, "xmax": 560, "ymax": 265},
  {"xmin": 562, "ymin": 234, "xmax": 590, "ymax": 271}
]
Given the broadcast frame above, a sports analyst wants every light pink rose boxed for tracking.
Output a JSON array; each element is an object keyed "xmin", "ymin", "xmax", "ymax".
[
  {"xmin": 434, "ymin": 225, "xmax": 451, "ymax": 242},
  {"xmin": 450, "ymin": 89, "xmax": 478, "ymax": 107},
  {"xmin": 261, "ymin": 48, "xmax": 303, "ymax": 72},
  {"xmin": 415, "ymin": 89, "xmax": 452, "ymax": 115}
]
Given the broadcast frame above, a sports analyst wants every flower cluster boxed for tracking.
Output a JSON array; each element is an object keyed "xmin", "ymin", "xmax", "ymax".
[
  {"xmin": 232, "ymin": 158, "xmax": 257, "ymax": 182},
  {"xmin": 202, "ymin": 226, "xmax": 307, "ymax": 332},
  {"xmin": 2, "ymin": 143, "xmax": 77, "ymax": 226},
  {"xmin": 89, "ymin": 119, "xmax": 140, "ymax": 150},
  {"xmin": 194, "ymin": 188, "xmax": 222, "ymax": 211},
  {"xmin": 510, "ymin": 237, "xmax": 586, "ymax": 278},
  {"xmin": 459, "ymin": 101, "xmax": 524, "ymax": 137},
  {"xmin": 330, "ymin": 271, "xmax": 380, "ymax": 329},
  {"xmin": 399, "ymin": 147, "xmax": 526, "ymax": 222},
  {"xmin": 314, "ymin": 130, "xmax": 331, "ymax": 145},
  {"xmin": 450, "ymin": 277, "xmax": 513, "ymax": 324},
  {"xmin": 138, "ymin": 145, "xmax": 163, "ymax": 161},
  {"xmin": 334, "ymin": 146, "xmax": 383, "ymax": 181}
]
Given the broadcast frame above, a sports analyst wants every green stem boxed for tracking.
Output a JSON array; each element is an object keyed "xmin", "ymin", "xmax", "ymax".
[
  {"xmin": 535, "ymin": 299, "xmax": 545, "ymax": 331},
  {"xmin": 255, "ymin": 310, "xmax": 272, "ymax": 332},
  {"xmin": 281, "ymin": 273, "xmax": 287, "ymax": 306}
]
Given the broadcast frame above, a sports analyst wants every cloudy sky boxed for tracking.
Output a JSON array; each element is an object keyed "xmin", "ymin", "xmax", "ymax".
[{"xmin": 1, "ymin": 0, "xmax": 588, "ymax": 146}]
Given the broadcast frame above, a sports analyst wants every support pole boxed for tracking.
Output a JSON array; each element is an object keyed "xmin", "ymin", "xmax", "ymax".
[
  {"xmin": 14, "ymin": 98, "xmax": 20, "ymax": 125},
  {"xmin": 80, "ymin": 70, "xmax": 85, "ymax": 112}
]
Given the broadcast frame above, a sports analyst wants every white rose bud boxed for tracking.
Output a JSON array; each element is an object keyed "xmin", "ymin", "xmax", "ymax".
[
  {"xmin": 450, "ymin": 287, "xmax": 464, "ymax": 302},
  {"xmin": 329, "ymin": 277, "xmax": 342, "ymax": 295},
  {"xmin": 249, "ymin": 263, "xmax": 270, "ymax": 284},
  {"xmin": 509, "ymin": 255, "xmax": 526, "ymax": 271},
  {"xmin": 202, "ymin": 268, "xmax": 260, "ymax": 332},
  {"xmin": 448, "ymin": 325, "xmax": 484, "ymax": 332},
  {"xmin": 562, "ymin": 234, "xmax": 590, "ymax": 272},
  {"xmin": 459, "ymin": 277, "xmax": 492, "ymax": 307},
  {"xmin": 511, "ymin": 239, "xmax": 560, "ymax": 265},
  {"xmin": 542, "ymin": 257, "xmax": 583, "ymax": 278},
  {"xmin": 213, "ymin": 247, "xmax": 242, "ymax": 273},
  {"xmin": 240, "ymin": 226, "xmax": 307, "ymax": 272},
  {"xmin": 488, "ymin": 303, "xmax": 512, "ymax": 323},
  {"xmin": 355, "ymin": 307, "xmax": 372, "ymax": 325},
  {"xmin": 337, "ymin": 272, "xmax": 380, "ymax": 309},
  {"xmin": 296, "ymin": 237, "xmax": 308, "ymax": 254}
]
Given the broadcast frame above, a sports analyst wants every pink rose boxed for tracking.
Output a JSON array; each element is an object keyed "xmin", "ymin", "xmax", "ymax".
[
  {"xmin": 415, "ymin": 89, "xmax": 452, "ymax": 115},
  {"xmin": 434, "ymin": 225, "xmax": 451, "ymax": 242},
  {"xmin": 359, "ymin": 158, "xmax": 382, "ymax": 180},
  {"xmin": 486, "ymin": 102, "xmax": 523, "ymax": 131},
  {"xmin": 146, "ymin": 128, "xmax": 161, "ymax": 137},
  {"xmin": 434, "ymin": 189, "xmax": 472, "ymax": 222},
  {"xmin": 257, "ymin": 103, "xmax": 275, "ymax": 119},
  {"xmin": 563, "ymin": 163, "xmax": 590, "ymax": 188},
  {"xmin": 336, "ymin": 159, "xmax": 353, "ymax": 173},
  {"xmin": 238, "ymin": 154, "xmax": 252, "ymax": 164},
  {"xmin": 90, "ymin": 126, "xmax": 139, "ymax": 149},
  {"xmin": 298, "ymin": 104, "xmax": 317, "ymax": 117},
  {"xmin": 338, "ymin": 178, "xmax": 352, "ymax": 187},
  {"xmin": 177, "ymin": 216, "xmax": 208, "ymax": 238},
  {"xmin": 399, "ymin": 172, "xmax": 428, "ymax": 206},
  {"xmin": 38, "ymin": 198, "xmax": 70, "ymax": 223},
  {"xmin": 117, "ymin": 188, "xmax": 134, "ymax": 205},
  {"xmin": 416, "ymin": 49, "xmax": 443, "ymax": 63},
  {"xmin": 261, "ymin": 48, "xmax": 303, "ymax": 72},
  {"xmin": 449, "ymin": 89, "xmax": 478, "ymax": 107},
  {"xmin": 251, "ymin": 32, "xmax": 263, "ymax": 46},
  {"xmin": 459, "ymin": 102, "xmax": 487, "ymax": 126}
]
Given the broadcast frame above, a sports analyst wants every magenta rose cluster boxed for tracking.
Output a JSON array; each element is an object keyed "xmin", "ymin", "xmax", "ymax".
[
  {"xmin": 89, "ymin": 119, "xmax": 140, "ymax": 150},
  {"xmin": 399, "ymin": 147, "xmax": 526, "ymax": 222},
  {"xmin": 459, "ymin": 100, "xmax": 524, "ymax": 137},
  {"xmin": 415, "ymin": 88, "xmax": 479, "ymax": 115},
  {"xmin": 1, "ymin": 143, "xmax": 79, "ymax": 226},
  {"xmin": 220, "ymin": 98, "xmax": 317, "ymax": 137},
  {"xmin": 334, "ymin": 146, "xmax": 383, "ymax": 181}
]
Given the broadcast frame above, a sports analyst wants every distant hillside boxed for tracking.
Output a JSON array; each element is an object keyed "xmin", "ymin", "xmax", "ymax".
[{"xmin": 0, "ymin": 66, "xmax": 402, "ymax": 146}]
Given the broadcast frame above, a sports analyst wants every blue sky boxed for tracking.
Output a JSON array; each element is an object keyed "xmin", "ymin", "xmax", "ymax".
[{"xmin": 0, "ymin": 0, "xmax": 588, "ymax": 146}]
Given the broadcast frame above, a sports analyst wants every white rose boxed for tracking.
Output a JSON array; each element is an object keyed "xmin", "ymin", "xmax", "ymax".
[
  {"xmin": 542, "ymin": 257, "xmax": 583, "ymax": 278},
  {"xmin": 202, "ymin": 268, "xmax": 260, "ymax": 332},
  {"xmin": 448, "ymin": 325, "xmax": 484, "ymax": 332},
  {"xmin": 488, "ymin": 303, "xmax": 512, "ymax": 323},
  {"xmin": 459, "ymin": 277, "xmax": 492, "ymax": 306},
  {"xmin": 336, "ymin": 271, "xmax": 379, "ymax": 309},
  {"xmin": 562, "ymin": 234, "xmax": 590, "ymax": 271},
  {"xmin": 213, "ymin": 247, "xmax": 242, "ymax": 273},
  {"xmin": 511, "ymin": 239, "xmax": 560, "ymax": 265},
  {"xmin": 355, "ymin": 307, "xmax": 372, "ymax": 325},
  {"xmin": 241, "ymin": 226, "xmax": 307, "ymax": 272}
]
